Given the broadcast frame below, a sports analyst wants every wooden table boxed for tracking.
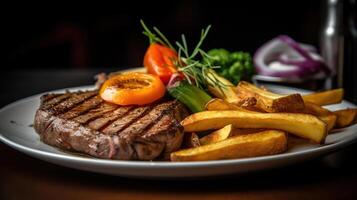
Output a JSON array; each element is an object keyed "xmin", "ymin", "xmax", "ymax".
[{"xmin": 1, "ymin": 69, "xmax": 357, "ymax": 200}]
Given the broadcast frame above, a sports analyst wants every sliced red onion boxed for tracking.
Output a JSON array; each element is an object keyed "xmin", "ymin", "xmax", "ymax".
[
  {"xmin": 254, "ymin": 35, "xmax": 330, "ymax": 78},
  {"xmin": 166, "ymin": 73, "xmax": 184, "ymax": 90},
  {"xmin": 278, "ymin": 43, "xmax": 319, "ymax": 63},
  {"xmin": 298, "ymin": 43, "xmax": 317, "ymax": 52},
  {"xmin": 278, "ymin": 35, "xmax": 330, "ymax": 74}
]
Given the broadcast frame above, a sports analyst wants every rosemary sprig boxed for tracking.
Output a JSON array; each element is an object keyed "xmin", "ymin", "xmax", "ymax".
[
  {"xmin": 174, "ymin": 25, "xmax": 221, "ymax": 89},
  {"xmin": 140, "ymin": 20, "xmax": 174, "ymax": 49},
  {"xmin": 153, "ymin": 26, "xmax": 175, "ymax": 50},
  {"xmin": 189, "ymin": 25, "xmax": 211, "ymax": 59},
  {"xmin": 140, "ymin": 20, "xmax": 227, "ymax": 90}
]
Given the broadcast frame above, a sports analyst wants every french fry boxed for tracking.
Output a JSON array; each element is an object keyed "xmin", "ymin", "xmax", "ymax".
[
  {"xmin": 171, "ymin": 130, "xmax": 288, "ymax": 161},
  {"xmin": 231, "ymin": 128, "xmax": 266, "ymax": 136},
  {"xmin": 319, "ymin": 114, "xmax": 337, "ymax": 132},
  {"xmin": 200, "ymin": 124, "xmax": 234, "ymax": 145},
  {"xmin": 207, "ymin": 98, "xmax": 336, "ymax": 132},
  {"xmin": 205, "ymin": 98, "xmax": 253, "ymax": 112},
  {"xmin": 181, "ymin": 110, "xmax": 327, "ymax": 143},
  {"xmin": 236, "ymin": 81, "xmax": 305, "ymax": 112},
  {"xmin": 303, "ymin": 102, "xmax": 332, "ymax": 116},
  {"xmin": 182, "ymin": 132, "xmax": 201, "ymax": 148},
  {"xmin": 206, "ymin": 69, "xmax": 241, "ymax": 104},
  {"xmin": 236, "ymin": 97, "xmax": 269, "ymax": 112},
  {"xmin": 303, "ymin": 88, "xmax": 344, "ymax": 106},
  {"xmin": 237, "ymin": 97, "xmax": 257, "ymax": 108},
  {"xmin": 206, "ymin": 98, "xmax": 267, "ymax": 113},
  {"xmin": 334, "ymin": 108, "xmax": 357, "ymax": 128},
  {"xmin": 301, "ymin": 102, "xmax": 337, "ymax": 131}
]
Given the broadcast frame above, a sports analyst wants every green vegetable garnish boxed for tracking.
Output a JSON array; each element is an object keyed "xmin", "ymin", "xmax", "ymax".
[
  {"xmin": 141, "ymin": 21, "xmax": 253, "ymax": 110},
  {"xmin": 168, "ymin": 81, "xmax": 212, "ymax": 113},
  {"xmin": 204, "ymin": 48, "xmax": 230, "ymax": 67},
  {"xmin": 205, "ymin": 49, "xmax": 255, "ymax": 85},
  {"xmin": 141, "ymin": 20, "xmax": 224, "ymax": 90}
]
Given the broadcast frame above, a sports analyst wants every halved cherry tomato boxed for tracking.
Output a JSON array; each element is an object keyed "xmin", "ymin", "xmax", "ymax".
[
  {"xmin": 144, "ymin": 43, "xmax": 179, "ymax": 84},
  {"xmin": 99, "ymin": 72, "xmax": 165, "ymax": 105}
]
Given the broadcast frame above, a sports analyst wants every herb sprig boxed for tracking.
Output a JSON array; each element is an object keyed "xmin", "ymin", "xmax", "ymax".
[{"xmin": 140, "ymin": 20, "xmax": 227, "ymax": 90}]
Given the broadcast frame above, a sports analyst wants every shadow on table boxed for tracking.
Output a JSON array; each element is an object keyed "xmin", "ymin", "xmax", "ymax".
[{"xmin": 1, "ymin": 142, "xmax": 357, "ymax": 200}]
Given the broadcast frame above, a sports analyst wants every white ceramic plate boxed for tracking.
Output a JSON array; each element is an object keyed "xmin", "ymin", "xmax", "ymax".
[{"xmin": 1, "ymin": 77, "xmax": 357, "ymax": 178}]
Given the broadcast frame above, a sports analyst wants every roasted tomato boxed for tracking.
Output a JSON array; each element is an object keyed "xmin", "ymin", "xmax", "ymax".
[
  {"xmin": 99, "ymin": 72, "xmax": 165, "ymax": 105},
  {"xmin": 143, "ymin": 43, "xmax": 179, "ymax": 84}
]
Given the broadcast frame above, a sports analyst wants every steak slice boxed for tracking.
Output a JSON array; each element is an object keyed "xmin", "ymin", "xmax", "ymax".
[{"xmin": 34, "ymin": 90, "xmax": 189, "ymax": 160}]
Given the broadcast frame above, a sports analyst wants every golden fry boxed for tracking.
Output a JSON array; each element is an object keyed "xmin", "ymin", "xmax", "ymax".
[
  {"xmin": 302, "ymin": 102, "xmax": 332, "ymax": 116},
  {"xmin": 171, "ymin": 130, "xmax": 287, "ymax": 161},
  {"xmin": 237, "ymin": 97, "xmax": 257, "ymax": 108},
  {"xmin": 205, "ymin": 98, "xmax": 253, "ymax": 112},
  {"xmin": 236, "ymin": 81, "xmax": 305, "ymax": 113},
  {"xmin": 200, "ymin": 124, "xmax": 234, "ymax": 145},
  {"xmin": 319, "ymin": 114, "xmax": 337, "ymax": 132},
  {"xmin": 303, "ymin": 88, "xmax": 344, "ymax": 106},
  {"xmin": 334, "ymin": 108, "xmax": 357, "ymax": 128},
  {"xmin": 181, "ymin": 110, "xmax": 327, "ymax": 143},
  {"xmin": 231, "ymin": 128, "xmax": 266, "ymax": 136},
  {"xmin": 206, "ymin": 69, "xmax": 240, "ymax": 104},
  {"xmin": 300, "ymin": 102, "xmax": 337, "ymax": 131}
]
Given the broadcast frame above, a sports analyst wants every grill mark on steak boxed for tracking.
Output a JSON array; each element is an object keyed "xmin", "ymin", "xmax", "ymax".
[
  {"xmin": 111, "ymin": 101, "xmax": 184, "ymax": 160},
  {"xmin": 143, "ymin": 113, "xmax": 178, "ymax": 138},
  {"xmin": 112, "ymin": 112, "xmax": 182, "ymax": 160},
  {"xmin": 101, "ymin": 105, "xmax": 152, "ymax": 135},
  {"xmin": 48, "ymin": 91, "xmax": 97, "ymax": 115},
  {"xmin": 34, "ymin": 90, "xmax": 189, "ymax": 160},
  {"xmin": 88, "ymin": 106, "xmax": 133, "ymax": 131},
  {"xmin": 40, "ymin": 93, "xmax": 62, "ymax": 103},
  {"xmin": 142, "ymin": 112, "xmax": 184, "ymax": 155},
  {"xmin": 118, "ymin": 101, "xmax": 177, "ymax": 139},
  {"xmin": 72, "ymin": 102, "xmax": 118, "ymax": 124},
  {"xmin": 40, "ymin": 93, "xmax": 72, "ymax": 110},
  {"xmin": 59, "ymin": 96, "xmax": 103, "ymax": 119}
]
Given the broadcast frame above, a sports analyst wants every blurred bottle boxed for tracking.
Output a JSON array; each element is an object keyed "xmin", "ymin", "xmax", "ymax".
[
  {"xmin": 343, "ymin": 0, "xmax": 357, "ymax": 103},
  {"xmin": 320, "ymin": 0, "xmax": 344, "ymax": 89},
  {"xmin": 320, "ymin": 0, "xmax": 357, "ymax": 103}
]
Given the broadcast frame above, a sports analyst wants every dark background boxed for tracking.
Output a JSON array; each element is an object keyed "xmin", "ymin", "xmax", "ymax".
[
  {"xmin": 1, "ymin": 0, "xmax": 356, "ymax": 105},
  {"xmin": 4, "ymin": 0, "xmax": 323, "ymax": 70}
]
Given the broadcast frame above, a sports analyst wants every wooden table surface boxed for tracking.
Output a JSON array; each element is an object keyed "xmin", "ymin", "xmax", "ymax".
[{"xmin": 1, "ymin": 69, "xmax": 357, "ymax": 200}]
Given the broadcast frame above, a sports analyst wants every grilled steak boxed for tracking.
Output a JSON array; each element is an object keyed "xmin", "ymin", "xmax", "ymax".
[{"xmin": 34, "ymin": 90, "xmax": 189, "ymax": 160}]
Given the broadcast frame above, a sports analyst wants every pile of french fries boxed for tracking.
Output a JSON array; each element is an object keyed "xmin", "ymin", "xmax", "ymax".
[{"xmin": 171, "ymin": 81, "xmax": 357, "ymax": 161}]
